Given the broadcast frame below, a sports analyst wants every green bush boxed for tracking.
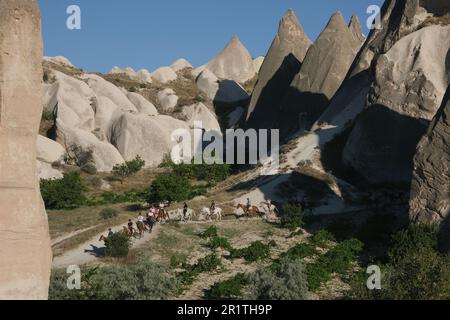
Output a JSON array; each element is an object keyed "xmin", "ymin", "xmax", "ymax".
[
  {"xmin": 280, "ymin": 243, "xmax": 318, "ymax": 260},
  {"xmin": 178, "ymin": 253, "xmax": 222, "ymax": 285},
  {"xmin": 80, "ymin": 162, "xmax": 97, "ymax": 175},
  {"xmin": 49, "ymin": 260, "xmax": 179, "ymax": 300},
  {"xmin": 209, "ymin": 236, "xmax": 232, "ymax": 251},
  {"xmin": 306, "ymin": 239, "xmax": 363, "ymax": 291},
  {"xmin": 205, "ymin": 274, "xmax": 247, "ymax": 300},
  {"xmin": 148, "ymin": 173, "xmax": 191, "ymax": 202},
  {"xmin": 230, "ymin": 241, "xmax": 272, "ymax": 262},
  {"xmin": 40, "ymin": 172, "xmax": 87, "ymax": 209},
  {"xmin": 170, "ymin": 161, "xmax": 230, "ymax": 184},
  {"xmin": 388, "ymin": 224, "xmax": 438, "ymax": 262},
  {"xmin": 312, "ymin": 230, "xmax": 336, "ymax": 248},
  {"xmin": 112, "ymin": 155, "xmax": 145, "ymax": 183},
  {"xmin": 105, "ymin": 232, "xmax": 131, "ymax": 258},
  {"xmin": 281, "ymin": 204, "xmax": 304, "ymax": 230},
  {"xmin": 350, "ymin": 225, "xmax": 450, "ymax": 300},
  {"xmin": 99, "ymin": 208, "xmax": 119, "ymax": 220},
  {"xmin": 246, "ymin": 257, "xmax": 309, "ymax": 300},
  {"xmin": 199, "ymin": 226, "xmax": 218, "ymax": 239}
]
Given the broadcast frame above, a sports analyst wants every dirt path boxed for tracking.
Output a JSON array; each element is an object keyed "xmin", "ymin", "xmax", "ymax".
[
  {"xmin": 52, "ymin": 224, "xmax": 160, "ymax": 269},
  {"xmin": 51, "ymin": 225, "xmax": 100, "ymax": 246}
]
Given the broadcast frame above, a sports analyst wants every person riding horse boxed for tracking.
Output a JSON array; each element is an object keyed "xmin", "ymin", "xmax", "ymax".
[
  {"xmin": 127, "ymin": 219, "xmax": 134, "ymax": 235},
  {"xmin": 183, "ymin": 202, "xmax": 189, "ymax": 219},
  {"xmin": 246, "ymin": 198, "xmax": 251, "ymax": 214},
  {"xmin": 107, "ymin": 228, "xmax": 114, "ymax": 237},
  {"xmin": 210, "ymin": 201, "xmax": 216, "ymax": 214}
]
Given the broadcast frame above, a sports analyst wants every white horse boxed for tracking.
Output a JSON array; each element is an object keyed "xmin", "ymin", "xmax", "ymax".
[
  {"xmin": 168, "ymin": 208, "xmax": 194, "ymax": 222},
  {"xmin": 201, "ymin": 207, "xmax": 223, "ymax": 221}
]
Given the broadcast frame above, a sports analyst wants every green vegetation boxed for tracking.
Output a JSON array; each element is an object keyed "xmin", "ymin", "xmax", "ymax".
[
  {"xmin": 148, "ymin": 173, "xmax": 202, "ymax": 202},
  {"xmin": 280, "ymin": 243, "xmax": 318, "ymax": 260},
  {"xmin": 49, "ymin": 260, "xmax": 179, "ymax": 300},
  {"xmin": 199, "ymin": 225, "xmax": 218, "ymax": 239},
  {"xmin": 162, "ymin": 159, "xmax": 231, "ymax": 185},
  {"xmin": 105, "ymin": 232, "xmax": 131, "ymax": 258},
  {"xmin": 205, "ymin": 274, "xmax": 247, "ymax": 300},
  {"xmin": 229, "ymin": 241, "xmax": 274, "ymax": 263},
  {"xmin": 246, "ymin": 257, "xmax": 309, "ymax": 300},
  {"xmin": 99, "ymin": 208, "xmax": 119, "ymax": 220},
  {"xmin": 306, "ymin": 239, "xmax": 363, "ymax": 291},
  {"xmin": 112, "ymin": 155, "xmax": 146, "ymax": 183},
  {"xmin": 312, "ymin": 230, "xmax": 336, "ymax": 248},
  {"xmin": 88, "ymin": 189, "xmax": 147, "ymax": 206},
  {"xmin": 280, "ymin": 204, "xmax": 304, "ymax": 230},
  {"xmin": 350, "ymin": 224, "xmax": 450, "ymax": 300},
  {"xmin": 178, "ymin": 253, "xmax": 222, "ymax": 285},
  {"xmin": 40, "ymin": 172, "xmax": 87, "ymax": 209}
]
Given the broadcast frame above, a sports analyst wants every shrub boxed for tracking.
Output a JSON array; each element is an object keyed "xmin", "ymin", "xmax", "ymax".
[
  {"xmin": 312, "ymin": 230, "xmax": 336, "ymax": 248},
  {"xmin": 99, "ymin": 208, "xmax": 119, "ymax": 220},
  {"xmin": 81, "ymin": 162, "xmax": 97, "ymax": 175},
  {"xmin": 105, "ymin": 232, "xmax": 131, "ymax": 258},
  {"xmin": 148, "ymin": 173, "xmax": 191, "ymax": 202},
  {"xmin": 199, "ymin": 226, "xmax": 218, "ymax": 239},
  {"xmin": 209, "ymin": 236, "xmax": 232, "ymax": 251},
  {"xmin": 230, "ymin": 241, "xmax": 271, "ymax": 262},
  {"xmin": 178, "ymin": 253, "xmax": 222, "ymax": 285},
  {"xmin": 40, "ymin": 172, "xmax": 87, "ymax": 209},
  {"xmin": 388, "ymin": 224, "xmax": 438, "ymax": 262},
  {"xmin": 112, "ymin": 156, "xmax": 145, "ymax": 183},
  {"xmin": 306, "ymin": 239, "xmax": 363, "ymax": 291},
  {"xmin": 49, "ymin": 260, "xmax": 179, "ymax": 300},
  {"xmin": 281, "ymin": 204, "xmax": 304, "ymax": 230},
  {"xmin": 280, "ymin": 243, "xmax": 318, "ymax": 260},
  {"xmin": 205, "ymin": 274, "xmax": 247, "ymax": 300},
  {"xmin": 246, "ymin": 257, "xmax": 309, "ymax": 300},
  {"xmin": 170, "ymin": 161, "xmax": 230, "ymax": 184}
]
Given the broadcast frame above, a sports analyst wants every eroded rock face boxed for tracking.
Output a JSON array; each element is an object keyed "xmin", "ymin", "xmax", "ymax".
[
  {"xmin": 0, "ymin": 0, "xmax": 52, "ymax": 299},
  {"xmin": 245, "ymin": 9, "xmax": 311, "ymax": 131},
  {"xmin": 206, "ymin": 36, "xmax": 256, "ymax": 83},
  {"xmin": 410, "ymin": 85, "xmax": 450, "ymax": 246},
  {"xmin": 179, "ymin": 103, "xmax": 221, "ymax": 132},
  {"xmin": 343, "ymin": 25, "xmax": 450, "ymax": 184},
  {"xmin": 280, "ymin": 12, "xmax": 362, "ymax": 138},
  {"xmin": 196, "ymin": 69, "xmax": 249, "ymax": 104},
  {"xmin": 170, "ymin": 58, "xmax": 193, "ymax": 72},
  {"xmin": 151, "ymin": 66, "xmax": 177, "ymax": 84},
  {"xmin": 109, "ymin": 113, "xmax": 190, "ymax": 167}
]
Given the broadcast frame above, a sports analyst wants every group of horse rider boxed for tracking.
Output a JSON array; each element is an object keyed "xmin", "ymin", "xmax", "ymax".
[{"xmin": 105, "ymin": 198, "xmax": 274, "ymax": 239}]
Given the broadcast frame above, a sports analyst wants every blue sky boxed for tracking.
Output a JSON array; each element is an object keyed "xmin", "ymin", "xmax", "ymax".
[{"xmin": 38, "ymin": 0, "xmax": 384, "ymax": 73}]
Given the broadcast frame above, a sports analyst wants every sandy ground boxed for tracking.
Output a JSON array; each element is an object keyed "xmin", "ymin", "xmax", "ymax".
[{"xmin": 52, "ymin": 223, "xmax": 161, "ymax": 268}]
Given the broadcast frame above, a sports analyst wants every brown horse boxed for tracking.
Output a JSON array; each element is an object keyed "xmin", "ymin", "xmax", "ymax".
[
  {"xmin": 236, "ymin": 204, "xmax": 264, "ymax": 218},
  {"xmin": 99, "ymin": 235, "xmax": 108, "ymax": 243},
  {"xmin": 157, "ymin": 208, "xmax": 169, "ymax": 222},
  {"xmin": 123, "ymin": 226, "xmax": 133, "ymax": 238},
  {"xmin": 136, "ymin": 221, "xmax": 147, "ymax": 239}
]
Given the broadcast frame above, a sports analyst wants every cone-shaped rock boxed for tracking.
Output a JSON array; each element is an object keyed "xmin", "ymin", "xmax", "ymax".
[
  {"xmin": 342, "ymin": 23, "xmax": 450, "ymax": 184},
  {"xmin": 206, "ymin": 36, "xmax": 256, "ymax": 83},
  {"xmin": 245, "ymin": 9, "xmax": 311, "ymax": 130},
  {"xmin": 348, "ymin": 15, "xmax": 365, "ymax": 45},
  {"xmin": 279, "ymin": 12, "xmax": 362, "ymax": 138},
  {"xmin": 0, "ymin": 0, "xmax": 52, "ymax": 299},
  {"xmin": 409, "ymin": 85, "xmax": 450, "ymax": 250}
]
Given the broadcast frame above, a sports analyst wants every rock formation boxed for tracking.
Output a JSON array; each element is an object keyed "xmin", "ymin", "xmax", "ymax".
[
  {"xmin": 279, "ymin": 12, "xmax": 362, "ymax": 138},
  {"xmin": 0, "ymin": 0, "xmax": 52, "ymax": 299},
  {"xmin": 192, "ymin": 65, "xmax": 206, "ymax": 79},
  {"xmin": 245, "ymin": 9, "xmax": 311, "ymax": 131},
  {"xmin": 343, "ymin": 24, "xmax": 450, "ymax": 183},
  {"xmin": 136, "ymin": 69, "xmax": 153, "ymax": 83},
  {"xmin": 348, "ymin": 15, "xmax": 365, "ymax": 44},
  {"xmin": 196, "ymin": 69, "xmax": 249, "ymax": 104},
  {"xmin": 157, "ymin": 88, "xmax": 179, "ymax": 112},
  {"xmin": 170, "ymin": 58, "xmax": 193, "ymax": 72},
  {"xmin": 151, "ymin": 66, "xmax": 177, "ymax": 84},
  {"xmin": 109, "ymin": 113, "xmax": 190, "ymax": 167},
  {"xmin": 206, "ymin": 36, "xmax": 256, "ymax": 83},
  {"xmin": 179, "ymin": 103, "xmax": 222, "ymax": 132},
  {"xmin": 43, "ymin": 55, "xmax": 74, "ymax": 68},
  {"xmin": 253, "ymin": 56, "xmax": 265, "ymax": 73},
  {"xmin": 409, "ymin": 85, "xmax": 450, "ymax": 247},
  {"xmin": 126, "ymin": 92, "xmax": 158, "ymax": 116}
]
